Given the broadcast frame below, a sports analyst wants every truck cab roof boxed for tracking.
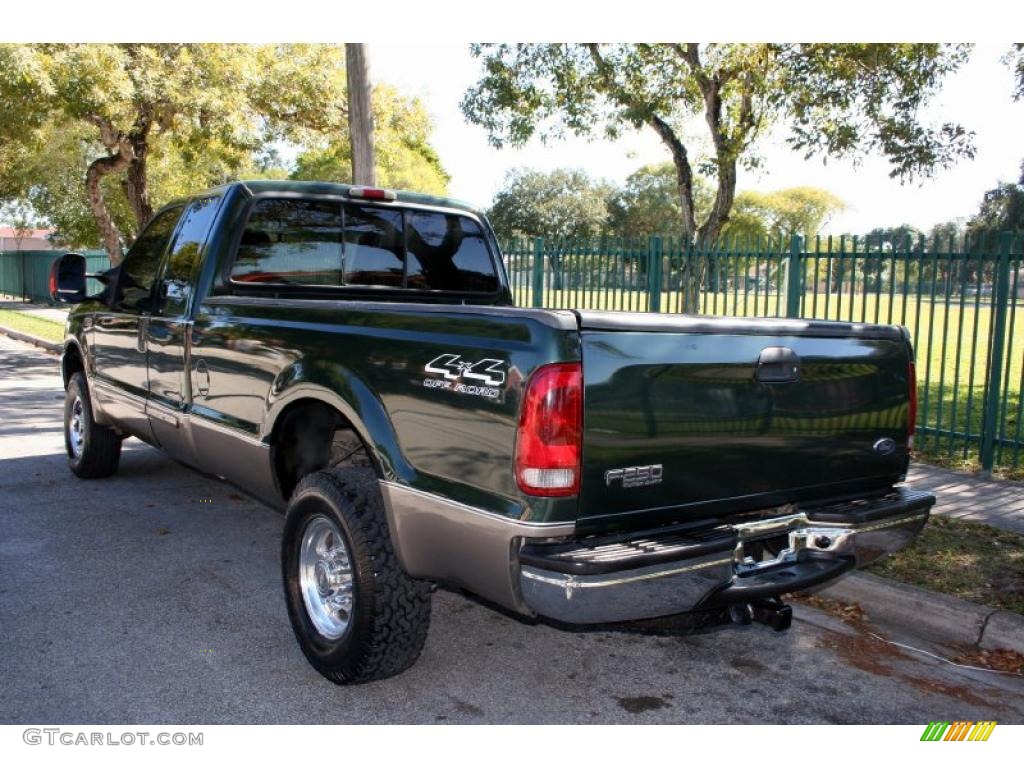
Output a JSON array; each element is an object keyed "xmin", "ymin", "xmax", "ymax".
[{"xmin": 189, "ymin": 180, "xmax": 484, "ymax": 218}]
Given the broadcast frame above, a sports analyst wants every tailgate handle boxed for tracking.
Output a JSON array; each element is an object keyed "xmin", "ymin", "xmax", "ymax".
[{"xmin": 756, "ymin": 346, "xmax": 800, "ymax": 383}]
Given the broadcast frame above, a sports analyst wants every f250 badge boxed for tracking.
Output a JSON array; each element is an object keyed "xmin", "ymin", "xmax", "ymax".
[
  {"xmin": 605, "ymin": 464, "xmax": 664, "ymax": 489},
  {"xmin": 423, "ymin": 354, "xmax": 506, "ymax": 400}
]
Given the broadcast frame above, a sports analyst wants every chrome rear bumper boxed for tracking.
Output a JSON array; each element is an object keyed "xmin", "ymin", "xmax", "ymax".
[{"xmin": 518, "ymin": 487, "xmax": 933, "ymax": 624}]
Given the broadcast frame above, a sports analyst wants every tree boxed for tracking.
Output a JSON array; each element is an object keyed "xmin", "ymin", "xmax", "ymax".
[
  {"xmin": 967, "ymin": 161, "xmax": 1024, "ymax": 241},
  {"xmin": 345, "ymin": 43, "xmax": 376, "ymax": 186},
  {"xmin": 730, "ymin": 187, "xmax": 845, "ymax": 240},
  {"xmin": 462, "ymin": 43, "xmax": 975, "ymax": 310},
  {"xmin": 929, "ymin": 220, "xmax": 963, "ymax": 249},
  {"xmin": 0, "ymin": 120, "xmax": 133, "ymax": 249},
  {"xmin": 0, "ymin": 44, "xmax": 348, "ymax": 262},
  {"xmin": 291, "ymin": 84, "xmax": 449, "ymax": 195},
  {"xmin": 0, "ymin": 200, "xmax": 41, "ymax": 250},
  {"xmin": 486, "ymin": 167, "xmax": 612, "ymax": 240},
  {"xmin": 607, "ymin": 162, "xmax": 712, "ymax": 236},
  {"xmin": 1006, "ymin": 44, "xmax": 1024, "ymax": 101},
  {"xmin": 862, "ymin": 224, "xmax": 927, "ymax": 292},
  {"xmin": 719, "ymin": 195, "xmax": 770, "ymax": 243}
]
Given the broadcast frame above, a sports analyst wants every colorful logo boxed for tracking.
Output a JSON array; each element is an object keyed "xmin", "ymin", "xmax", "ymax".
[{"xmin": 920, "ymin": 721, "xmax": 997, "ymax": 741}]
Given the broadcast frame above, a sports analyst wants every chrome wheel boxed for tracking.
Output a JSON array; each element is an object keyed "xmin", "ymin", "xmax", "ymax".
[
  {"xmin": 299, "ymin": 515, "xmax": 354, "ymax": 639},
  {"xmin": 68, "ymin": 396, "xmax": 85, "ymax": 459}
]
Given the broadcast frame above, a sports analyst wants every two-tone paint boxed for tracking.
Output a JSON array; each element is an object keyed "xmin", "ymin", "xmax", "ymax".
[{"xmin": 59, "ymin": 179, "xmax": 933, "ymax": 622}]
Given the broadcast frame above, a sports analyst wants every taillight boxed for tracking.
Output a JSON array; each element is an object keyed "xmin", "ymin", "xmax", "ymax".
[
  {"xmin": 907, "ymin": 361, "xmax": 917, "ymax": 449},
  {"xmin": 515, "ymin": 362, "xmax": 582, "ymax": 497},
  {"xmin": 347, "ymin": 186, "xmax": 396, "ymax": 201}
]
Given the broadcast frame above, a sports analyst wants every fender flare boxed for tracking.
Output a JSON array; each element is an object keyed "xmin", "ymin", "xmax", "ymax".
[{"xmin": 262, "ymin": 377, "xmax": 415, "ymax": 485}]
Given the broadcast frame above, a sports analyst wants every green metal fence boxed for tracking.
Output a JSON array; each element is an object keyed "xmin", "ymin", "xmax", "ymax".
[
  {"xmin": 0, "ymin": 250, "xmax": 110, "ymax": 303},
  {"xmin": 503, "ymin": 233, "xmax": 1024, "ymax": 475}
]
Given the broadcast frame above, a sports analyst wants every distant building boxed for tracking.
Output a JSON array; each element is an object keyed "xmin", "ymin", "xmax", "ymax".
[{"xmin": 0, "ymin": 227, "xmax": 60, "ymax": 251}]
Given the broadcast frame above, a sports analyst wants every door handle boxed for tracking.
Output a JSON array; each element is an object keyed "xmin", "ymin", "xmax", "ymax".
[
  {"xmin": 137, "ymin": 316, "xmax": 149, "ymax": 353},
  {"xmin": 756, "ymin": 347, "xmax": 800, "ymax": 383}
]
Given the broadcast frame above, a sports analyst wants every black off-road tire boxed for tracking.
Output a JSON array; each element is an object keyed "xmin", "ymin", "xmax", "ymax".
[
  {"xmin": 281, "ymin": 467, "xmax": 432, "ymax": 684},
  {"xmin": 64, "ymin": 372, "xmax": 122, "ymax": 479}
]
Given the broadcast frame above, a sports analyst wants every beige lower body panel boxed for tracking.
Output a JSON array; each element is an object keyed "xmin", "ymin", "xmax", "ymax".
[{"xmin": 379, "ymin": 482, "xmax": 574, "ymax": 614}]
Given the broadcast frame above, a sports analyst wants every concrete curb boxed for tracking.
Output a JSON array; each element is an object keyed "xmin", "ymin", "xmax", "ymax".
[
  {"xmin": 0, "ymin": 324, "xmax": 61, "ymax": 354},
  {"xmin": 817, "ymin": 571, "xmax": 1024, "ymax": 654}
]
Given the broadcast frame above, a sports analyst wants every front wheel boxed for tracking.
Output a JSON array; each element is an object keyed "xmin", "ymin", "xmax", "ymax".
[
  {"xmin": 64, "ymin": 372, "xmax": 122, "ymax": 479},
  {"xmin": 281, "ymin": 467, "xmax": 432, "ymax": 684}
]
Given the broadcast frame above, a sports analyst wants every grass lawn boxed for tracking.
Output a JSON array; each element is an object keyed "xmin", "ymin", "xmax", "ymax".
[
  {"xmin": 0, "ymin": 308, "xmax": 65, "ymax": 343},
  {"xmin": 867, "ymin": 515, "xmax": 1024, "ymax": 615}
]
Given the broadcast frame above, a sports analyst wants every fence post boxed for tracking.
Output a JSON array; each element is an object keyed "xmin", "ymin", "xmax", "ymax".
[
  {"xmin": 785, "ymin": 234, "xmax": 804, "ymax": 318},
  {"xmin": 979, "ymin": 232, "xmax": 1013, "ymax": 477},
  {"xmin": 648, "ymin": 236, "xmax": 663, "ymax": 313},
  {"xmin": 531, "ymin": 237, "xmax": 545, "ymax": 309}
]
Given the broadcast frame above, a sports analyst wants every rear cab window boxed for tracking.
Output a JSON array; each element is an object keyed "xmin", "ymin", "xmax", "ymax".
[{"xmin": 228, "ymin": 197, "xmax": 500, "ymax": 295}]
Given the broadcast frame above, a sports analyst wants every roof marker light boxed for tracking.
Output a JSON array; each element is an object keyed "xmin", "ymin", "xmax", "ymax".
[{"xmin": 347, "ymin": 187, "xmax": 397, "ymax": 201}]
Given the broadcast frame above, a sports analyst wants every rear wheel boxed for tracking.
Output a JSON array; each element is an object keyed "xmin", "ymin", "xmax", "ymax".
[
  {"xmin": 64, "ymin": 372, "xmax": 122, "ymax": 479},
  {"xmin": 281, "ymin": 467, "xmax": 432, "ymax": 683}
]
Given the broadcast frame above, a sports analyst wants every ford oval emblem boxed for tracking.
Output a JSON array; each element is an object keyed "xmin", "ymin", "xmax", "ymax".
[{"xmin": 873, "ymin": 437, "xmax": 896, "ymax": 456}]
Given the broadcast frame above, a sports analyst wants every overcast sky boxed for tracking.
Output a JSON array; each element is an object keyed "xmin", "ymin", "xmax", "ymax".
[{"xmin": 372, "ymin": 42, "xmax": 1024, "ymax": 234}]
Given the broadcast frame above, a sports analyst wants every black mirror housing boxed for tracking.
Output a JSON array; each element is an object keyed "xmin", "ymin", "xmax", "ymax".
[{"xmin": 49, "ymin": 253, "xmax": 88, "ymax": 304}]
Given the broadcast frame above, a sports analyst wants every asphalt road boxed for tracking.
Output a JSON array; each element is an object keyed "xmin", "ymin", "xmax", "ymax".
[{"xmin": 1, "ymin": 333, "xmax": 1022, "ymax": 724}]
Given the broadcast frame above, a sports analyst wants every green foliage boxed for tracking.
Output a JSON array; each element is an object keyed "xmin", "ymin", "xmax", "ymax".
[
  {"xmin": 291, "ymin": 84, "xmax": 449, "ymax": 195},
  {"xmin": 0, "ymin": 121, "xmax": 130, "ymax": 247},
  {"xmin": 0, "ymin": 44, "xmax": 350, "ymax": 254},
  {"xmin": 725, "ymin": 187, "xmax": 845, "ymax": 241},
  {"xmin": 719, "ymin": 196, "xmax": 770, "ymax": 243},
  {"xmin": 463, "ymin": 43, "xmax": 975, "ymax": 248},
  {"xmin": 487, "ymin": 167, "xmax": 612, "ymax": 240},
  {"xmin": 780, "ymin": 44, "xmax": 975, "ymax": 179},
  {"xmin": 0, "ymin": 44, "xmax": 450, "ymax": 255},
  {"xmin": 607, "ymin": 163, "xmax": 712, "ymax": 236},
  {"xmin": 967, "ymin": 161, "xmax": 1024, "ymax": 240},
  {"xmin": 1006, "ymin": 44, "xmax": 1024, "ymax": 101},
  {"xmin": 929, "ymin": 220, "xmax": 963, "ymax": 246}
]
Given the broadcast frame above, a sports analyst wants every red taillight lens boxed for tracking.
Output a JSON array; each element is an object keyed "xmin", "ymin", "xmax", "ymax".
[
  {"xmin": 515, "ymin": 362, "xmax": 582, "ymax": 497},
  {"xmin": 907, "ymin": 361, "xmax": 917, "ymax": 448},
  {"xmin": 347, "ymin": 186, "xmax": 396, "ymax": 201}
]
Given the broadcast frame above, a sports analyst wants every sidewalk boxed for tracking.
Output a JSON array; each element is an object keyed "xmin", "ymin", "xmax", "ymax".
[
  {"xmin": 0, "ymin": 299, "xmax": 68, "ymax": 324},
  {"xmin": 908, "ymin": 462, "xmax": 1024, "ymax": 534}
]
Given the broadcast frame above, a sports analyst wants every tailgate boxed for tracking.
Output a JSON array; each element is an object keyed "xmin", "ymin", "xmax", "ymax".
[{"xmin": 577, "ymin": 312, "xmax": 913, "ymax": 533}]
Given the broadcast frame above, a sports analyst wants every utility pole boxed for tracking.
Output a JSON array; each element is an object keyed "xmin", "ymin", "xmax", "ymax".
[{"xmin": 345, "ymin": 43, "xmax": 376, "ymax": 186}]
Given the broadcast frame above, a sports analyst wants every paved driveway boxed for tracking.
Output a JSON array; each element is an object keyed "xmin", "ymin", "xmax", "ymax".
[{"xmin": 1, "ymin": 334, "xmax": 1021, "ymax": 724}]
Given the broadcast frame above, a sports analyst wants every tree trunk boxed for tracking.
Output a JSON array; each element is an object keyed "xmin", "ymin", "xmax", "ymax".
[
  {"xmin": 85, "ymin": 149, "xmax": 133, "ymax": 264},
  {"xmin": 645, "ymin": 115, "xmax": 703, "ymax": 312},
  {"xmin": 122, "ymin": 135, "xmax": 153, "ymax": 230},
  {"xmin": 346, "ymin": 43, "xmax": 376, "ymax": 186},
  {"xmin": 699, "ymin": 159, "xmax": 737, "ymax": 243}
]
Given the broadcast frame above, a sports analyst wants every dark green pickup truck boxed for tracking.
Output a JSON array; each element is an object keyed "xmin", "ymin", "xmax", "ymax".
[{"xmin": 51, "ymin": 180, "xmax": 934, "ymax": 683}]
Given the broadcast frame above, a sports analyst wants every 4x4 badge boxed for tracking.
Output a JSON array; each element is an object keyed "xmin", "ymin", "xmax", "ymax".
[
  {"xmin": 424, "ymin": 354, "xmax": 506, "ymax": 387},
  {"xmin": 422, "ymin": 354, "xmax": 507, "ymax": 400}
]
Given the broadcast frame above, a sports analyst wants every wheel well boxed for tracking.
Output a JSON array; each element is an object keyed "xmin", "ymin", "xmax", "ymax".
[
  {"xmin": 270, "ymin": 399, "xmax": 375, "ymax": 500},
  {"xmin": 62, "ymin": 344, "xmax": 84, "ymax": 389}
]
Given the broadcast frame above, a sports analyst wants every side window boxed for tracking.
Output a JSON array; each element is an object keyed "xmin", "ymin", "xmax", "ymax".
[
  {"xmin": 231, "ymin": 199, "xmax": 342, "ymax": 286},
  {"xmin": 406, "ymin": 212, "xmax": 497, "ymax": 292},
  {"xmin": 118, "ymin": 206, "xmax": 184, "ymax": 313},
  {"xmin": 342, "ymin": 204, "xmax": 405, "ymax": 288},
  {"xmin": 160, "ymin": 196, "xmax": 222, "ymax": 316}
]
